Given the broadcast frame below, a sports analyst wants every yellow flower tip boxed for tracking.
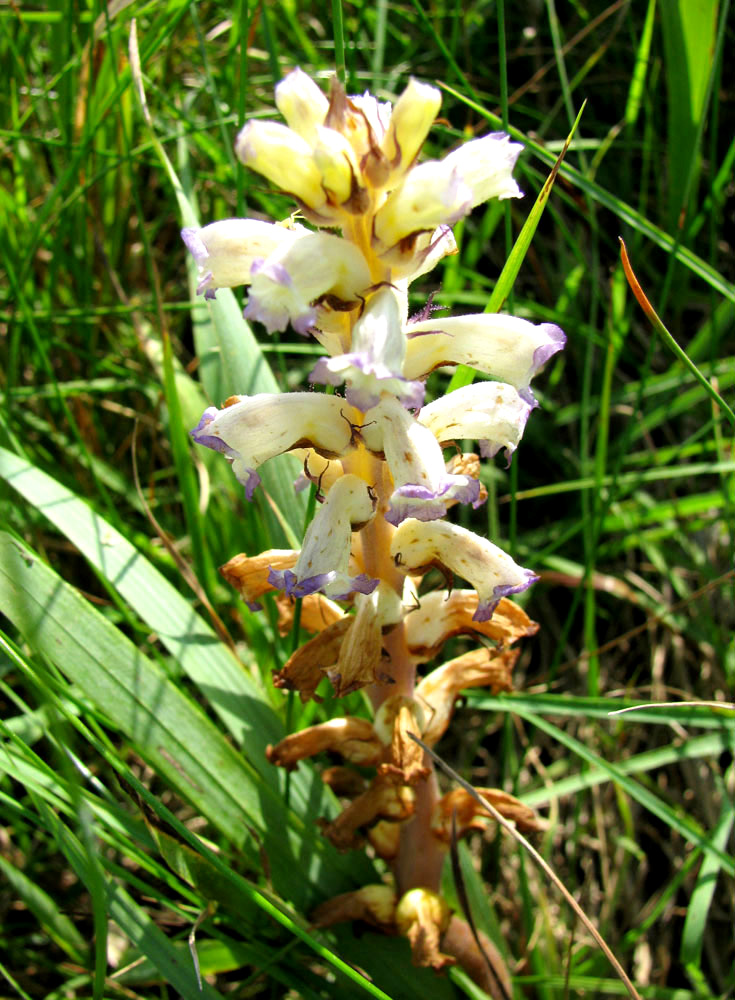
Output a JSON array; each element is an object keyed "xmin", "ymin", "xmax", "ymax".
[
  {"xmin": 381, "ymin": 78, "xmax": 442, "ymax": 183},
  {"xmin": 274, "ymin": 67, "xmax": 329, "ymax": 143},
  {"xmin": 313, "ymin": 125, "xmax": 368, "ymax": 211},
  {"xmin": 235, "ymin": 120, "xmax": 327, "ymax": 212},
  {"xmin": 395, "ymin": 888, "xmax": 454, "ymax": 972}
]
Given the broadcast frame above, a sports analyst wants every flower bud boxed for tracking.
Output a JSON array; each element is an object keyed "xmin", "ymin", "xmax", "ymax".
[
  {"xmin": 380, "ymin": 78, "xmax": 441, "ymax": 182},
  {"xmin": 275, "ymin": 67, "xmax": 329, "ymax": 143},
  {"xmin": 235, "ymin": 120, "xmax": 326, "ymax": 211},
  {"xmin": 313, "ymin": 125, "xmax": 367, "ymax": 210},
  {"xmin": 395, "ymin": 888, "xmax": 453, "ymax": 971}
]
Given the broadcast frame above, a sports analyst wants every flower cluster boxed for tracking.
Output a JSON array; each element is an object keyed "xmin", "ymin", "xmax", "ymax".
[{"xmin": 184, "ymin": 68, "xmax": 562, "ymax": 991}]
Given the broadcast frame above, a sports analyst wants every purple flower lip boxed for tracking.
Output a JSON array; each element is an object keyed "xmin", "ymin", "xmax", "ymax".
[
  {"xmin": 472, "ymin": 571, "xmax": 539, "ymax": 622},
  {"xmin": 331, "ymin": 574, "xmax": 380, "ymax": 600},
  {"xmin": 235, "ymin": 468, "xmax": 262, "ymax": 501},
  {"xmin": 384, "ymin": 477, "xmax": 481, "ymax": 526},
  {"xmin": 268, "ymin": 568, "xmax": 332, "ymax": 599},
  {"xmin": 190, "ymin": 408, "xmax": 262, "ymax": 499},
  {"xmin": 190, "ymin": 408, "xmax": 229, "ymax": 453},
  {"xmin": 267, "ymin": 567, "xmax": 379, "ymax": 600},
  {"xmin": 532, "ymin": 324, "xmax": 566, "ymax": 370}
]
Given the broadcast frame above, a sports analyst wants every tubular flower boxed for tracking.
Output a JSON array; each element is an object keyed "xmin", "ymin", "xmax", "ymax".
[
  {"xmin": 391, "ymin": 518, "xmax": 538, "ymax": 621},
  {"xmin": 268, "ymin": 474, "xmax": 379, "ymax": 600},
  {"xmin": 185, "ymin": 68, "xmax": 563, "ymax": 994},
  {"xmin": 181, "ymin": 219, "xmax": 306, "ymax": 299},
  {"xmin": 190, "ymin": 392, "xmax": 360, "ymax": 499},
  {"xmin": 373, "ymin": 133, "xmax": 522, "ymax": 253},
  {"xmin": 362, "ymin": 393, "xmax": 481, "ymax": 524},
  {"xmin": 404, "ymin": 313, "xmax": 566, "ymax": 399},
  {"xmin": 418, "ymin": 380, "xmax": 533, "ymax": 463},
  {"xmin": 243, "ymin": 231, "xmax": 372, "ymax": 334}
]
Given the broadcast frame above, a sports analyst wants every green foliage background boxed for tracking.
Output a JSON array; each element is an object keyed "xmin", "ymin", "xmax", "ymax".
[{"xmin": 0, "ymin": 1, "xmax": 733, "ymax": 997}]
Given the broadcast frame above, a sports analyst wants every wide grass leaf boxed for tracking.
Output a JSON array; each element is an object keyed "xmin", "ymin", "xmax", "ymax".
[{"xmin": 0, "ymin": 531, "xmax": 372, "ymax": 900}]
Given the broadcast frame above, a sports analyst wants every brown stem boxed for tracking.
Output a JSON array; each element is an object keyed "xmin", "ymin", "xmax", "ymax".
[{"xmin": 393, "ymin": 766, "xmax": 446, "ymax": 894}]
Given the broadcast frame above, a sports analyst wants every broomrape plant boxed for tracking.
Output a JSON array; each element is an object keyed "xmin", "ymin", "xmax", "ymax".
[{"xmin": 184, "ymin": 68, "xmax": 564, "ymax": 993}]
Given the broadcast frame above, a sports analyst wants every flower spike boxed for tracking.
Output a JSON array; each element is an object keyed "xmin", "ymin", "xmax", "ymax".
[{"xmin": 187, "ymin": 68, "xmax": 563, "ymax": 996}]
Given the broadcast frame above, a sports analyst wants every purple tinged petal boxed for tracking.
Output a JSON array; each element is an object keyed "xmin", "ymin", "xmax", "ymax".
[
  {"xmin": 235, "ymin": 467, "xmax": 262, "ymax": 500},
  {"xmin": 268, "ymin": 568, "xmax": 335, "ymax": 598},
  {"xmin": 181, "ymin": 227, "xmax": 207, "ymax": 263},
  {"xmin": 472, "ymin": 571, "xmax": 539, "ymax": 622},
  {"xmin": 267, "ymin": 566, "xmax": 378, "ymax": 601},
  {"xmin": 531, "ymin": 324, "xmax": 566, "ymax": 372},
  {"xmin": 190, "ymin": 407, "xmax": 230, "ymax": 453},
  {"xmin": 337, "ymin": 574, "xmax": 380, "ymax": 598},
  {"xmin": 309, "ymin": 357, "xmax": 342, "ymax": 387},
  {"xmin": 250, "ymin": 257, "xmax": 292, "ymax": 286},
  {"xmin": 385, "ymin": 476, "xmax": 480, "ymax": 526}
]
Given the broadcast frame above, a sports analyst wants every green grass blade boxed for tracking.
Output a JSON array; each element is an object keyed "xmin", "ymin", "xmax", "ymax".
[
  {"xmin": 0, "ymin": 446, "xmax": 282, "ymax": 748},
  {"xmin": 679, "ymin": 781, "xmax": 735, "ymax": 967},
  {"xmin": 660, "ymin": 0, "xmax": 720, "ymax": 223},
  {"xmin": 0, "ymin": 853, "xmax": 87, "ymax": 966}
]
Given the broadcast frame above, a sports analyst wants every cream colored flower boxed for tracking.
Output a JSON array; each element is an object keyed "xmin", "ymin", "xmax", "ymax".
[
  {"xmin": 390, "ymin": 518, "xmax": 537, "ymax": 621},
  {"xmin": 191, "ymin": 393, "xmax": 361, "ymax": 498}
]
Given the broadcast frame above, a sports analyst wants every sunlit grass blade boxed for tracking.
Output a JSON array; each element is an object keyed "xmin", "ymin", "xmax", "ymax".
[
  {"xmin": 659, "ymin": 0, "xmax": 720, "ymax": 224},
  {"xmin": 447, "ymin": 104, "xmax": 584, "ymax": 394},
  {"xmin": 0, "ymin": 531, "xmax": 369, "ymax": 899},
  {"xmin": 679, "ymin": 781, "xmax": 735, "ymax": 968}
]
